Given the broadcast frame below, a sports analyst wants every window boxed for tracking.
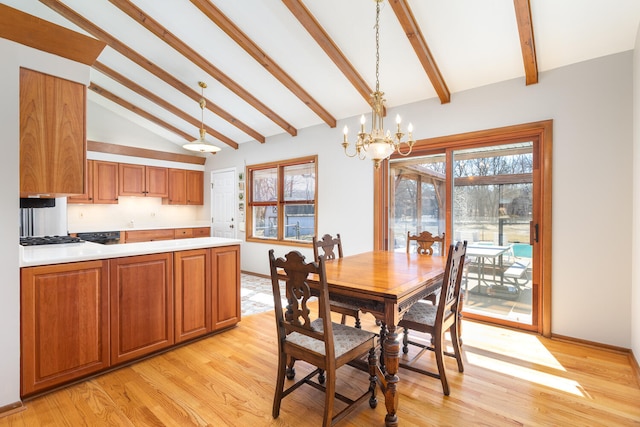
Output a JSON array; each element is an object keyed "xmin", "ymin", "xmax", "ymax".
[{"xmin": 247, "ymin": 156, "xmax": 317, "ymax": 244}]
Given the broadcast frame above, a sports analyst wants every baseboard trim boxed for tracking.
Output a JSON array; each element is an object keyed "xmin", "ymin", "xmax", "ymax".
[
  {"xmin": 550, "ymin": 333, "xmax": 630, "ymax": 354},
  {"xmin": 0, "ymin": 401, "xmax": 25, "ymax": 419}
]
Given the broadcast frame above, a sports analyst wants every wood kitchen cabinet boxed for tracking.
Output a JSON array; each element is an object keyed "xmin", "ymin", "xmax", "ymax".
[
  {"xmin": 174, "ymin": 245, "xmax": 240, "ymax": 342},
  {"xmin": 118, "ymin": 163, "xmax": 168, "ymax": 198},
  {"xmin": 211, "ymin": 245, "xmax": 241, "ymax": 330},
  {"xmin": 68, "ymin": 160, "xmax": 119, "ymax": 204},
  {"xmin": 21, "ymin": 260, "xmax": 109, "ymax": 396},
  {"xmin": 174, "ymin": 249, "xmax": 211, "ymax": 343},
  {"xmin": 20, "ymin": 68, "xmax": 86, "ymax": 197},
  {"xmin": 123, "ymin": 228, "xmax": 175, "ymax": 243},
  {"xmin": 110, "ymin": 253, "xmax": 174, "ymax": 365},
  {"xmin": 174, "ymin": 226, "xmax": 210, "ymax": 239},
  {"xmin": 165, "ymin": 168, "xmax": 204, "ymax": 205}
]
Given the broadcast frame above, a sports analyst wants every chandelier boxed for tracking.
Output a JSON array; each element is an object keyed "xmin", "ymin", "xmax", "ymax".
[
  {"xmin": 342, "ymin": 0, "xmax": 414, "ymax": 168},
  {"xmin": 182, "ymin": 81, "xmax": 221, "ymax": 153}
]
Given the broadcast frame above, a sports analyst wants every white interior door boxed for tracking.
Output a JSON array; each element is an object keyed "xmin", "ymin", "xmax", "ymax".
[{"xmin": 211, "ymin": 168, "xmax": 236, "ymax": 238}]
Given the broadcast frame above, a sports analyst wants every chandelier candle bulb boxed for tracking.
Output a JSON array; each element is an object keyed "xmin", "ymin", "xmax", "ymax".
[{"xmin": 343, "ymin": 126, "xmax": 348, "ymax": 143}]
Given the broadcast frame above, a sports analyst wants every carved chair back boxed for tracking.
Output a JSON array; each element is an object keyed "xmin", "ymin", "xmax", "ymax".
[
  {"xmin": 407, "ymin": 231, "xmax": 445, "ymax": 256},
  {"xmin": 313, "ymin": 233, "xmax": 343, "ymax": 262}
]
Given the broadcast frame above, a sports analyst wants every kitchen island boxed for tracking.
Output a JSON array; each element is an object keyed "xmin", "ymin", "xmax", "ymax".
[{"xmin": 20, "ymin": 237, "xmax": 241, "ymax": 397}]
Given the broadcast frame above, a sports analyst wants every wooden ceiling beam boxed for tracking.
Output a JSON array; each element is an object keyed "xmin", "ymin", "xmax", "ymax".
[
  {"xmin": 281, "ymin": 0, "xmax": 373, "ymax": 106},
  {"xmin": 191, "ymin": 0, "xmax": 335, "ymax": 129},
  {"xmin": 0, "ymin": 4, "xmax": 105, "ymax": 66},
  {"xmin": 513, "ymin": 0, "xmax": 538, "ymax": 85},
  {"xmin": 93, "ymin": 62, "xmax": 238, "ymax": 149},
  {"xmin": 389, "ymin": 0, "xmax": 450, "ymax": 104},
  {"xmin": 39, "ymin": 0, "xmax": 262, "ymax": 145},
  {"xmin": 107, "ymin": 0, "xmax": 297, "ymax": 137},
  {"xmin": 88, "ymin": 82, "xmax": 195, "ymax": 142}
]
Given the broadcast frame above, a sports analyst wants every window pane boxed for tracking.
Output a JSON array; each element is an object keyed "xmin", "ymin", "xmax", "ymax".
[
  {"xmin": 252, "ymin": 205, "xmax": 278, "ymax": 238},
  {"xmin": 283, "ymin": 204, "xmax": 314, "ymax": 241},
  {"xmin": 283, "ymin": 163, "xmax": 315, "ymax": 201},
  {"xmin": 252, "ymin": 168, "xmax": 277, "ymax": 202}
]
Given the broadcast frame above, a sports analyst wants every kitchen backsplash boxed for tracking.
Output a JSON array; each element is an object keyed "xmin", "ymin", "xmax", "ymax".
[{"xmin": 67, "ymin": 196, "xmax": 209, "ymax": 232}]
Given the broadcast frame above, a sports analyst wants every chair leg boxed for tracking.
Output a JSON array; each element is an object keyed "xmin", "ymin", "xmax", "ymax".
[
  {"xmin": 322, "ymin": 371, "xmax": 336, "ymax": 427},
  {"xmin": 273, "ymin": 352, "xmax": 287, "ymax": 418},
  {"xmin": 402, "ymin": 327, "xmax": 409, "ymax": 354},
  {"xmin": 450, "ymin": 323, "xmax": 464, "ymax": 373},
  {"xmin": 286, "ymin": 355, "xmax": 296, "ymax": 380},
  {"xmin": 368, "ymin": 348, "xmax": 378, "ymax": 409},
  {"xmin": 340, "ymin": 314, "xmax": 347, "ymax": 325},
  {"xmin": 433, "ymin": 330, "xmax": 450, "ymax": 396}
]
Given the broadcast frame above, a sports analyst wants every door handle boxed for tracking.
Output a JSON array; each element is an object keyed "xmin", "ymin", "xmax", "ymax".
[
  {"xmin": 530, "ymin": 221, "xmax": 538, "ymax": 244},
  {"xmin": 229, "ymin": 224, "xmax": 234, "ymax": 229}
]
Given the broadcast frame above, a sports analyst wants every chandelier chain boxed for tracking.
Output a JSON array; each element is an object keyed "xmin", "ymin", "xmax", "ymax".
[{"xmin": 375, "ymin": 0, "xmax": 380, "ymax": 93}]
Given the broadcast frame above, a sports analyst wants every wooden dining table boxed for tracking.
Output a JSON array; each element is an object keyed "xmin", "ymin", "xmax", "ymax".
[{"xmin": 321, "ymin": 250, "xmax": 445, "ymax": 427}]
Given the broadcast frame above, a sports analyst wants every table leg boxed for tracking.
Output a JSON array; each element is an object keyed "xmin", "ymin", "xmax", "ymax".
[{"xmin": 382, "ymin": 324, "xmax": 400, "ymax": 427}]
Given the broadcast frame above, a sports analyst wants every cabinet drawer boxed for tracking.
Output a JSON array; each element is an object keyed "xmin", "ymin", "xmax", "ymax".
[
  {"xmin": 174, "ymin": 228, "xmax": 194, "ymax": 239},
  {"xmin": 124, "ymin": 229, "xmax": 174, "ymax": 243},
  {"xmin": 193, "ymin": 227, "xmax": 210, "ymax": 237}
]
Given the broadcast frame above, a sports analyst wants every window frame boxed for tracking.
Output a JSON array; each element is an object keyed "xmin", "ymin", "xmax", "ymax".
[{"xmin": 246, "ymin": 155, "xmax": 317, "ymax": 246}]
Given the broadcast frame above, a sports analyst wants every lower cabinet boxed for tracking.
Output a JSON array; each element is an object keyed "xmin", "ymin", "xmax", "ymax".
[
  {"xmin": 20, "ymin": 245, "xmax": 240, "ymax": 396},
  {"xmin": 211, "ymin": 246, "xmax": 241, "ymax": 330},
  {"xmin": 21, "ymin": 260, "xmax": 109, "ymax": 396},
  {"xmin": 110, "ymin": 253, "xmax": 174, "ymax": 365},
  {"xmin": 174, "ymin": 245, "xmax": 240, "ymax": 342}
]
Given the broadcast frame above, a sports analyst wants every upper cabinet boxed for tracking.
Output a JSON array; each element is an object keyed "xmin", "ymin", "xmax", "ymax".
[
  {"xmin": 20, "ymin": 68, "xmax": 86, "ymax": 197},
  {"xmin": 164, "ymin": 169, "xmax": 204, "ymax": 205},
  {"xmin": 68, "ymin": 160, "xmax": 118, "ymax": 204},
  {"xmin": 118, "ymin": 164, "xmax": 168, "ymax": 198}
]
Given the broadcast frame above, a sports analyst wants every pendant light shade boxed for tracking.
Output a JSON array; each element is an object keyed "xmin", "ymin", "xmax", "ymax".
[{"xmin": 183, "ymin": 81, "xmax": 221, "ymax": 153}]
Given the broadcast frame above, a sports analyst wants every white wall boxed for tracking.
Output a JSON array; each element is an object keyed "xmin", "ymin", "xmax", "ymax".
[
  {"xmin": 631, "ymin": 26, "xmax": 640, "ymax": 367},
  {"xmin": 210, "ymin": 52, "xmax": 634, "ymax": 348},
  {"xmin": 0, "ymin": 38, "xmax": 90, "ymax": 408}
]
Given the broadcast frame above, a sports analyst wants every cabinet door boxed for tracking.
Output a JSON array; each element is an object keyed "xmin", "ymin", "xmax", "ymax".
[
  {"xmin": 68, "ymin": 159, "xmax": 94, "ymax": 203},
  {"xmin": 20, "ymin": 68, "xmax": 86, "ymax": 197},
  {"xmin": 118, "ymin": 163, "xmax": 145, "ymax": 196},
  {"xmin": 146, "ymin": 166, "xmax": 169, "ymax": 197},
  {"xmin": 211, "ymin": 245, "xmax": 241, "ymax": 330},
  {"xmin": 110, "ymin": 253, "xmax": 174, "ymax": 365},
  {"xmin": 186, "ymin": 170, "xmax": 204, "ymax": 205},
  {"xmin": 21, "ymin": 260, "xmax": 109, "ymax": 396},
  {"xmin": 93, "ymin": 160, "xmax": 119, "ymax": 204},
  {"xmin": 166, "ymin": 168, "xmax": 186, "ymax": 205},
  {"xmin": 174, "ymin": 249, "xmax": 211, "ymax": 342}
]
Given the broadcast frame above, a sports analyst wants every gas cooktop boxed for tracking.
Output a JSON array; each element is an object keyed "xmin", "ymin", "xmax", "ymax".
[{"xmin": 20, "ymin": 235, "xmax": 83, "ymax": 246}]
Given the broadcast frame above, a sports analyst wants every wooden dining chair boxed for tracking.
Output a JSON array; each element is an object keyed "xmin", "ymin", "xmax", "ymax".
[
  {"xmin": 406, "ymin": 231, "xmax": 446, "ymax": 304},
  {"xmin": 398, "ymin": 240, "xmax": 467, "ymax": 396},
  {"xmin": 268, "ymin": 249, "xmax": 378, "ymax": 426},
  {"xmin": 313, "ymin": 233, "xmax": 362, "ymax": 329}
]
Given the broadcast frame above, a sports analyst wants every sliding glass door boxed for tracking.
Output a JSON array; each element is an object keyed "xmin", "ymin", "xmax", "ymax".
[
  {"xmin": 384, "ymin": 120, "xmax": 551, "ymax": 333},
  {"xmin": 452, "ymin": 143, "xmax": 534, "ymax": 325}
]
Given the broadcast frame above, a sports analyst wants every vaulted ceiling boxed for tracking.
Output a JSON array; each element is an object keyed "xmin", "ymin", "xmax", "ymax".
[{"xmin": 5, "ymin": 0, "xmax": 640, "ymax": 152}]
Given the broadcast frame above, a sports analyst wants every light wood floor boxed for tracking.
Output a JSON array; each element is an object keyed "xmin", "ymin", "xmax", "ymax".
[{"xmin": 2, "ymin": 311, "xmax": 639, "ymax": 426}]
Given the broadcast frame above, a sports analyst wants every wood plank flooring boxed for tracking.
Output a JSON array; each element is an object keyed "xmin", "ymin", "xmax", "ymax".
[{"xmin": 2, "ymin": 311, "xmax": 639, "ymax": 426}]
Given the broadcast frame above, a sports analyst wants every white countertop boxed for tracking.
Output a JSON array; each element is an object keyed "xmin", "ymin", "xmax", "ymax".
[{"xmin": 19, "ymin": 237, "xmax": 242, "ymax": 267}]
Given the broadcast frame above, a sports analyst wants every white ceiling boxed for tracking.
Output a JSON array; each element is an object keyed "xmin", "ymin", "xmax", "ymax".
[{"xmin": 5, "ymin": 0, "xmax": 640, "ymax": 151}]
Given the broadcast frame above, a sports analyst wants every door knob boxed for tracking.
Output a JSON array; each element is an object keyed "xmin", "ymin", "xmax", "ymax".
[{"xmin": 229, "ymin": 224, "xmax": 234, "ymax": 229}]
